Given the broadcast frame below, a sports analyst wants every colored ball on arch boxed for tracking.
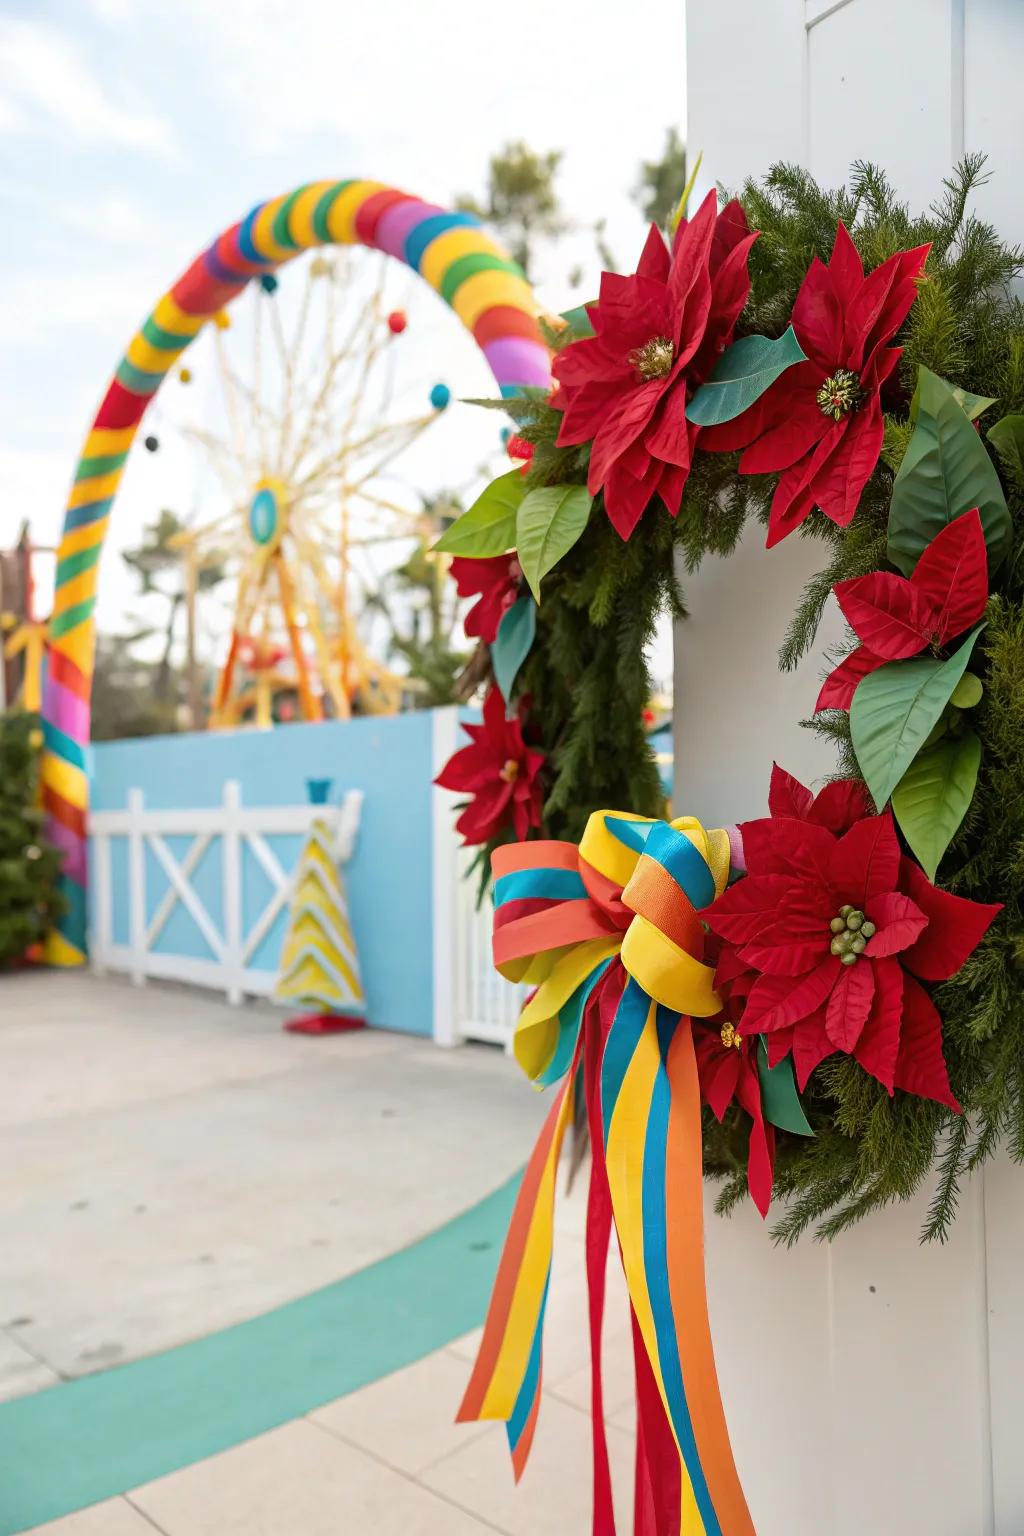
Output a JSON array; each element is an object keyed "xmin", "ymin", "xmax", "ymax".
[
  {"xmin": 387, "ymin": 310, "xmax": 407, "ymax": 335},
  {"xmin": 430, "ymin": 383, "xmax": 451, "ymax": 411}
]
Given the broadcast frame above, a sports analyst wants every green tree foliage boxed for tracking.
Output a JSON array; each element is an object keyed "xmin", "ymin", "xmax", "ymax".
[
  {"xmin": 121, "ymin": 510, "xmax": 224, "ymax": 705},
  {"xmin": 634, "ymin": 126, "xmax": 688, "ymax": 227},
  {"xmin": 457, "ymin": 141, "xmax": 570, "ymax": 279},
  {"xmin": 0, "ymin": 711, "xmax": 64, "ymax": 966},
  {"xmin": 365, "ymin": 495, "xmax": 469, "ymax": 708},
  {"xmin": 89, "ymin": 635, "xmax": 184, "ymax": 740}
]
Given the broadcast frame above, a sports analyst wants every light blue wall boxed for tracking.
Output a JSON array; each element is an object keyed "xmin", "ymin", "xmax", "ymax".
[{"xmin": 89, "ymin": 713, "xmax": 436, "ymax": 1036}]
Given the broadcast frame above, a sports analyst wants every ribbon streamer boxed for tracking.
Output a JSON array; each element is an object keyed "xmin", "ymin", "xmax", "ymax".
[{"xmin": 458, "ymin": 810, "xmax": 754, "ymax": 1535}]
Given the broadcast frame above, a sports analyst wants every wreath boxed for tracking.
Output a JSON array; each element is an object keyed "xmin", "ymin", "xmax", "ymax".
[{"xmin": 435, "ymin": 156, "xmax": 1024, "ymax": 1245}]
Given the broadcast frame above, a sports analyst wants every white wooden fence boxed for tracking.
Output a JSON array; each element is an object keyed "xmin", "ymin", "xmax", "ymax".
[{"xmin": 88, "ymin": 780, "xmax": 362, "ymax": 1005}]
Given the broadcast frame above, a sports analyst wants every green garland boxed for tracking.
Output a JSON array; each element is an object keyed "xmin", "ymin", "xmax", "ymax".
[{"xmin": 447, "ymin": 157, "xmax": 1024, "ymax": 1241}]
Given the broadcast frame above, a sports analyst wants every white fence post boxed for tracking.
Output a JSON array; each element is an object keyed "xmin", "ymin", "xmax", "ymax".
[
  {"xmin": 222, "ymin": 779, "xmax": 243, "ymax": 1006},
  {"xmin": 91, "ymin": 827, "xmax": 112, "ymax": 976},
  {"xmin": 127, "ymin": 787, "xmax": 145, "ymax": 987},
  {"xmin": 431, "ymin": 707, "xmax": 460, "ymax": 1047}
]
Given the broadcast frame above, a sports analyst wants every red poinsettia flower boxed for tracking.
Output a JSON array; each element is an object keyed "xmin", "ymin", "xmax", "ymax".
[
  {"xmin": 702, "ymin": 223, "xmax": 930, "ymax": 547},
  {"xmin": 434, "ymin": 686, "xmax": 544, "ymax": 844},
  {"xmin": 817, "ymin": 507, "xmax": 988, "ymax": 709},
  {"xmin": 450, "ymin": 554, "xmax": 522, "ymax": 644},
  {"xmin": 694, "ymin": 997, "xmax": 775, "ymax": 1217},
  {"xmin": 704, "ymin": 770, "xmax": 1001, "ymax": 1107},
  {"xmin": 550, "ymin": 192, "xmax": 757, "ymax": 540}
]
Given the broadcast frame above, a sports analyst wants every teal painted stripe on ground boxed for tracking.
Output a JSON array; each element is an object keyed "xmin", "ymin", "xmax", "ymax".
[{"xmin": 0, "ymin": 1172, "xmax": 519, "ymax": 1535}]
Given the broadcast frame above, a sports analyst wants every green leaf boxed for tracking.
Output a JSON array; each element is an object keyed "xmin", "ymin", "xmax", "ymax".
[
  {"xmin": 492, "ymin": 595, "xmax": 536, "ymax": 703},
  {"xmin": 891, "ymin": 731, "xmax": 982, "ymax": 881},
  {"xmin": 685, "ymin": 326, "xmax": 807, "ymax": 426},
  {"xmin": 987, "ymin": 413, "xmax": 1024, "ymax": 489},
  {"xmin": 559, "ymin": 303, "xmax": 595, "ymax": 340},
  {"xmin": 433, "ymin": 471, "xmax": 525, "ymax": 557},
  {"xmin": 887, "ymin": 367, "xmax": 1012, "ymax": 576},
  {"xmin": 757, "ymin": 1041, "xmax": 813, "ymax": 1136},
  {"xmin": 850, "ymin": 625, "xmax": 985, "ymax": 809},
  {"xmin": 909, "ymin": 379, "xmax": 997, "ymax": 423},
  {"xmin": 516, "ymin": 485, "xmax": 593, "ymax": 601}
]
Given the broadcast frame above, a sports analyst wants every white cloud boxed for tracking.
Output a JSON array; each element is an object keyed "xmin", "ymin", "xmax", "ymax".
[{"xmin": 0, "ymin": 17, "xmax": 175, "ymax": 155}]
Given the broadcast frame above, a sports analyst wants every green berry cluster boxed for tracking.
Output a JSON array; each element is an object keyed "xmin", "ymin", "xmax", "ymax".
[{"xmin": 828, "ymin": 904, "xmax": 877, "ymax": 965}]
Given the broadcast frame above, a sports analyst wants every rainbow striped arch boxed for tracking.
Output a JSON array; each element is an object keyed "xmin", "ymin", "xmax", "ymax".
[{"xmin": 40, "ymin": 179, "xmax": 552, "ymax": 966}]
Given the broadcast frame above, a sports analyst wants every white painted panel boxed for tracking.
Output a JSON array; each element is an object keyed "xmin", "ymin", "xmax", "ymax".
[
  {"xmin": 825, "ymin": 1177, "xmax": 993, "ymax": 1535},
  {"xmin": 683, "ymin": 5, "xmax": 1023, "ymax": 1533},
  {"xmin": 673, "ymin": 528, "xmax": 848, "ymax": 827},
  {"xmin": 964, "ymin": 0, "xmax": 1024, "ymax": 242},
  {"xmin": 807, "ymin": 0, "xmax": 957, "ymax": 204},
  {"xmin": 686, "ymin": 0, "xmax": 807, "ymax": 191},
  {"xmin": 983, "ymin": 1154, "xmax": 1024, "ymax": 1533},
  {"xmin": 706, "ymin": 1194, "xmax": 836, "ymax": 1534}
]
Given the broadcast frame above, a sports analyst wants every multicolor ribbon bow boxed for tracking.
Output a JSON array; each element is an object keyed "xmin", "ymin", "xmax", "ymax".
[{"xmin": 458, "ymin": 810, "xmax": 755, "ymax": 1536}]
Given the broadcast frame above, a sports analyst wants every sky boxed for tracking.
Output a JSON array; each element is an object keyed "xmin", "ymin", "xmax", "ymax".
[{"xmin": 0, "ymin": 0, "xmax": 684, "ymax": 686}]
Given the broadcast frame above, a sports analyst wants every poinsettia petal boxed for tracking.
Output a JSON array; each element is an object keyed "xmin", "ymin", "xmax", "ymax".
[
  {"xmin": 828, "ymin": 222, "xmax": 864, "ymax": 302},
  {"xmin": 790, "ymin": 1006, "xmax": 836, "ymax": 1089},
  {"xmin": 740, "ymin": 817, "xmax": 836, "ymax": 885},
  {"xmin": 809, "ymin": 777, "xmax": 872, "ymax": 834},
  {"xmin": 825, "ymin": 959, "xmax": 875, "ymax": 1051},
  {"xmin": 704, "ymin": 873, "xmax": 799, "ymax": 943},
  {"xmin": 910, "ymin": 507, "xmax": 989, "ymax": 642},
  {"xmin": 735, "ymin": 1063, "xmax": 775, "ymax": 1218},
  {"xmin": 810, "ymin": 393, "xmax": 884, "ymax": 528},
  {"xmin": 434, "ymin": 742, "xmax": 493, "ymax": 793},
  {"xmin": 644, "ymin": 379, "xmax": 695, "ymax": 467},
  {"xmin": 898, "ymin": 858, "xmax": 1002, "ymax": 981},
  {"xmin": 736, "ymin": 372, "xmax": 827, "ymax": 473},
  {"xmin": 455, "ymin": 781, "xmax": 514, "ymax": 844},
  {"xmin": 815, "ymin": 646, "xmax": 880, "ymax": 712},
  {"xmin": 892, "ymin": 973, "xmax": 960, "ymax": 1110},
  {"xmin": 864, "ymin": 892, "xmax": 928, "ymax": 957},
  {"xmin": 768, "ymin": 763, "xmax": 814, "ymax": 820},
  {"xmin": 829, "ymin": 814, "xmax": 900, "ymax": 907},
  {"xmin": 743, "ymin": 957, "xmax": 841, "ymax": 1033},
  {"xmin": 766, "ymin": 1025, "xmax": 795, "ymax": 1069},
  {"xmin": 739, "ymin": 933, "xmax": 831, "ymax": 976},
  {"xmin": 833, "ymin": 570, "xmax": 931, "ymax": 658},
  {"xmin": 635, "ymin": 222, "xmax": 672, "ymax": 281},
  {"xmin": 863, "ymin": 243, "xmax": 930, "ymax": 351},
  {"xmin": 792, "ymin": 254, "xmax": 844, "ymax": 368},
  {"xmin": 765, "ymin": 420, "xmax": 848, "ymax": 547},
  {"xmin": 691, "ymin": 230, "xmax": 759, "ymax": 378},
  {"xmin": 852, "ymin": 956, "xmax": 904, "ymax": 1090},
  {"xmin": 668, "ymin": 190, "xmax": 718, "ymax": 314},
  {"xmin": 700, "ymin": 1040, "xmax": 742, "ymax": 1121}
]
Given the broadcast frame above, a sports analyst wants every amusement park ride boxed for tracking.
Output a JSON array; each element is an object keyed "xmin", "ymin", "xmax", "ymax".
[{"xmin": 156, "ymin": 251, "xmax": 470, "ymax": 728}]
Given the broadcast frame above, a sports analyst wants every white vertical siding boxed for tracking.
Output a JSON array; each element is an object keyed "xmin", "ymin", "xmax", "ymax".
[{"xmin": 681, "ymin": 3, "xmax": 1022, "ymax": 1531}]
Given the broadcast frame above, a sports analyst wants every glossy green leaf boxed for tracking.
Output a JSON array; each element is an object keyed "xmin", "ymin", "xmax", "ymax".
[
  {"xmin": 516, "ymin": 484, "xmax": 593, "ymax": 602},
  {"xmin": 987, "ymin": 413, "xmax": 1024, "ymax": 489},
  {"xmin": 909, "ymin": 379, "xmax": 997, "ymax": 424},
  {"xmin": 891, "ymin": 730, "xmax": 981, "ymax": 881},
  {"xmin": 559, "ymin": 303, "xmax": 595, "ymax": 340},
  {"xmin": 887, "ymin": 367, "xmax": 1011, "ymax": 576},
  {"xmin": 685, "ymin": 326, "xmax": 807, "ymax": 426},
  {"xmin": 492, "ymin": 595, "xmax": 536, "ymax": 703},
  {"xmin": 757, "ymin": 1041, "xmax": 813, "ymax": 1136},
  {"xmin": 850, "ymin": 625, "xmax": 985, "ymax": 810},
  {"xmin": 433, "ymin": 471, "xmax": 525, "ymax": 557}
]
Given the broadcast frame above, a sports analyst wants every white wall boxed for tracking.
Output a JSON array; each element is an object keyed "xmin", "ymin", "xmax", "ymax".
[{"xmin": 681, "ymin": 3, "xmax": 1024, "ymax": 1531}]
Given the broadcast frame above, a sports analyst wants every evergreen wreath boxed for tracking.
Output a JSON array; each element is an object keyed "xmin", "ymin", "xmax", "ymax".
[{"xmin": 435, "ymin": 157, "xmax": 1024, "ymax": 1242}]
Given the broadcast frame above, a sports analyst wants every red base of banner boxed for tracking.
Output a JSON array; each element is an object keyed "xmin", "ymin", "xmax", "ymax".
[{"xmin": 283, "ymin": 1012, "xmax": 366, "ymax": 1035}]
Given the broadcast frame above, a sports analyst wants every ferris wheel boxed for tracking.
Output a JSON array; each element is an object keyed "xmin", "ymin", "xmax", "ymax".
[{"xmin": 151, "ymin": 250, "xmax": 479, "ymax": 726}]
